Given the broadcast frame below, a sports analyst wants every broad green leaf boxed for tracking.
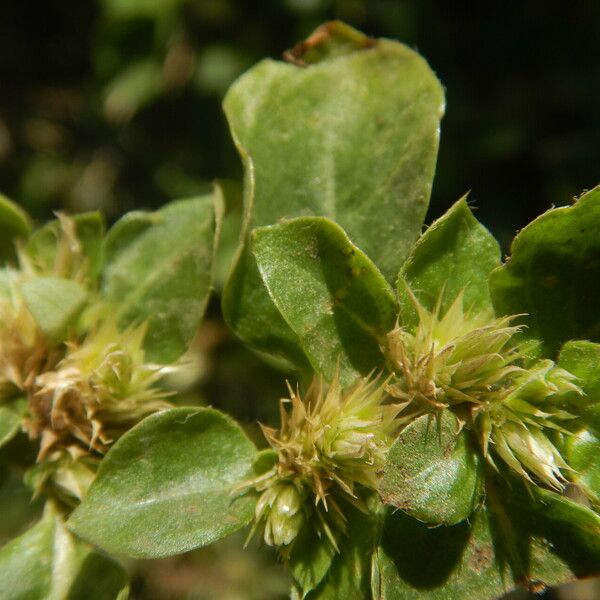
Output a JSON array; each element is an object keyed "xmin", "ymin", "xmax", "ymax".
[
  {"xmin": 103, "ymin": 210, "xmax": 158, "ymax": 266},
  {"xmin": 380, "ymin": 411, "xmax": 483, "ymax": 525},
  {"xmin": 374, "ymin": 503, "xmax": 574, "ymax": 600},
  {"xmin": 397, "ymin": 198, "xmax": 501, "ymax": 327},
  {"xmin": 20, "ymin": 277, "xmax": 87, "ymax": 341},
  {"xmin": 566, "ymin": 430, "xmax": 600, "ymax": 507},
  {"xmin": 0, "ymin": 398, "xmax": 26, "ymax": 449},
  {"xmin": 27, "ymin": 211, "xmax": 105, "ymax": 281},
  {"xmin": 69, "ymin": 407, "xmax": 257, "ymax": 559},
  {"xmin": 250, "ymin": 217, "xmax": 397, "ymax": 384},
  {"xmin": 102, "ymin": 195, "xmax": 221, "ymax": 363},
  {"xmin": 490, "ymin": 186, "xmax": 600, "ymax": 357},
  {"xmin": 558, "ymin": 340, "xmax": 600, "ymax": 434},
  {"xmin": 224, "ymin": 21, "xmax": 445, "ymax": 283},
  {"xmin": 0, "ymin": 194, "xmax": 30, "ymax": 263},
  {"xmin": 0, "ymin": 504, "xmax": 127, "ymax": 600}
]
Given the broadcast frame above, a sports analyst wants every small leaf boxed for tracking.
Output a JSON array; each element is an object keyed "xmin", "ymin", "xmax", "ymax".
[
  {"xmin": 0, "ymin": 194, "xmax": 30, "ymax": 263},
  {"xmin": 222, "ymin": 243, "xmax": 311, "ymax": 375},
  {"xmin": 289, "ymin": 526, "xmax": 336, "ymax": 597},
  {"xmin": 558, "ymin": 340, "xmax": 600, "ymax": 434},
  {"xmin": 0, "ymin": 398, "xmax": 26, "ymax": 449},
  {"xmin": 566, "ymin": 429, "xmax": 600, "ymax": 507},
  {"xmin": 224, "ymin": 22, "xmax": 444, "ymax": 283},
  {"xmin": 27, "ymin": 211, "xmax": 105, "ymax": 281},
  {"xmin": 490, "ymin": 186, "xmax": 600, "ymax": 357},
  {"xmin": 307, "ymin": 497, "xmax": 383, "ymax": 599},
  {"xmin": 380, "ymin": 411, "xmax": 483, "ymax": 525},
  {"xmin": 20, "ymin": 277, "xmax": 87, "ymax": 341},
  {"xmin": 102, "ymin": 195, "xmax": 221, "ymax": 363},
  {"xmin": 0, "ymin": 504, "xmax": 127, "ymax": 600},
  {"xmin": 397, "ymin": 197, "xmax": 501, "ymax": 327},
  {"xmin": 250, "ymin": 217, "xmax": 397, "ymax": 384},
  {"xmin": 68, "ymin": 407, "xmax": 257, "ymax": 559}
]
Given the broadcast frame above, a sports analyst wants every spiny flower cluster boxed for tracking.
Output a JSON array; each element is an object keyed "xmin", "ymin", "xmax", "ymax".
[
  {"xmin": 386, "ymin": 290, "xmax": 581, "ymax": 491},
  {"xmin": 248, "ymin": 374, "xmax": 397, "ymax": 551},
  {"xmin": 0, "ymin": 215, "xmax": 174, "ymax": 502},
  {"xmin": 24, "ymin": 321, "xmax": 173, "ymax": 461}
]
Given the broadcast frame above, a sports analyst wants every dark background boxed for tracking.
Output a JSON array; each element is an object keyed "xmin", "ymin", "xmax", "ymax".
[
  {"xmin": 0, "ymin": 2, "xmax": 598, "ymax": 598},
  {"xmin": 0, "ymin": 0, "xmax": 598, "ymax": 250}
]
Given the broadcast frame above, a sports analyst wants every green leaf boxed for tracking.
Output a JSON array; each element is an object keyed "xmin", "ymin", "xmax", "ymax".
[
  {"xmin": 307, "ymin": 497, "xmax": 383, "ymax": 600},
  {"xmin": 0, "ymin": 194, "xmax": 30, "ymax": 264},
  {"xmin": 0, "ymin": 398, "xmax": 26, "ymax": 450},
  {"xmin": 0, "ymin": 504, "xmax": 127, "ymax": 600},
  {"xmin": 397, "ymin": 198, "xmax": 501, "ymax": 327},
  {"xmin": 289, "ymin": 526, "xmax": 336, "ymax": 597},
  {"xmin": 380, "ymin": 411, "xmax": 483, "ymax": 525},
  {"xmin": 27, "ymin": 211, "xmax": 105, "ymax": 281},
  {"xmin": 222, "ymin": 243, "xmax": 312, "ymax": 375},
  {"xmin": 374, "ymin": 503, "xmax": 575, "ymax": 600},
  {"xmin": 558, "ymin": 340, "xmax": 600, "ymax": 434},
  {"xmin": 224, "ymin": 21, "xmax": 445, "ymax": 283},
  {"xmin": 490, "ymin": 186, "xmax": 600, "ymax": 357},
  {"xmin": 249, "ymin": 217, "xmax": 397, "ymax": 384},
  {"xmin": 102, "ymin": 195, "xmax": 221, "ymax": 363},
  {"xmin": 68, "ymin": 407, "xmax": 257, "ymax": 559},
  {"xmin": 20, "ymin": 277, "xmax": 87, "ymax": 341},
  {"xmin": 566, "ymin": 429, "xmax": 600, "ymax": 507}
]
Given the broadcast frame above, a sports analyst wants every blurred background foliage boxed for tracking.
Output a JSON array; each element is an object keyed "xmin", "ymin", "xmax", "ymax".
[{"xmin": 0, "ymin": 1, "xmax": 599, "ymax": 598}]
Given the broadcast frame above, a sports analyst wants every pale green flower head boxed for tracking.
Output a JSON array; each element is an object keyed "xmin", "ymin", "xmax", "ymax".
[
  {"xmin": 248, "ymin": 373, "xmax": 397, "ymax": 551},
  {"xmin": 386, "ymin": 289, "xmax": 582, "ymax": 491},
  {"xmin": 25, "ymin": 319, "xmax": 173, "ymax": 460}
]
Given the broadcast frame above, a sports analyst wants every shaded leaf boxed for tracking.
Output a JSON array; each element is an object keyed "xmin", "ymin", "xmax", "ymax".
[
  {"xmin": 374, "ymin": 503, "xmax": 574, "ymax": 600},
  {"xmin": 102, "ymin": 195, "xmax": 221, "ymax": 363},
  {"xmin": 307, "ymin": 496, "xmax": 383, "ymax": 600},
  {"xmin": 380, "ymin": 411, "xmax": 483, "ymax": 525},
  {"xmin": 224, "ymin": 22, "xmax": 444, "ymax": 282},
  {"xmin": 0, "ymin": 398, "xmax": 26, "ymax": 450},
  {"xmin": 69, "ymin": 407, "xmax": 257, "ymax": 559},
  {"xmin": 0, "ymin": 504, "xmax": 127, "ymax": 600},
  {"xmin": 397, "ymin": 198, "xmax": 501, "ymax": 327},
  {"xmin": 0, "ymin": 194, "xmax": 30, "ymax": 264},
  {"xmin": 490, "ymin": 187, "xmax": 600, "ymax": 357},
  {"xmin": 27, "ymin": 211, "xmax": 105, "ymax": 281},
  {"xmin": 566, "ymin": 429, "xmax": 600, "ymax": 507},
  {"xmin": 558, "ymin": 340, "xmax": 600, "ymax": 435},
  {"xmin": 20, "ymin": 277, "xmax": 87, "ymax": 341}
]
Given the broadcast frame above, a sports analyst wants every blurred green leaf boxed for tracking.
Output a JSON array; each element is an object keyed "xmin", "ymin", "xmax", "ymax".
[
  {"xmin": 102, "ymin": 195, "xmax": 221, "ymax": 363},
  {"xmin": 224, "ymin": 21, "xmax": 444, "ymax": 283},
  {"xmin": 0, "ymin": 399, "xmax": 26, "ymax": 450},
  {"xmin": 0, "ymin": 504, "xmax": 127, "ymax": 600},
  {"xmin": 248, "ymin": 217, "xmax": 396, "ymax": 384},
  {"xmin": 397, "ymin": 198, "xmax": 501, "ymax": 327},
  {"xmin": 490, "ymin": 186, "xmax": 600, "ymax": 357},
  {"xmin": 380, "ymin": 411, "xmax": 483, "ymax": 525},
  {"xmin": 20, "ymin": 277, "xmax": 87, "ymax": 341},
  {"xmin": 558, "ymin": 340, "xmax": 600, "ymax": 434},
  {"xmin": 566, "ymin": 429, "xmax": 600, "ymax": 507},
  {"xmin": 0, "ymin": 194, "xmax": 30, "ymax": 264},
  {"xmin": 69, "ymin": 407, "xmax": 258, "ymax": 559},
  {"xmin": 27, "ymin": 211, "xmax": 105, "ymax": 281}
]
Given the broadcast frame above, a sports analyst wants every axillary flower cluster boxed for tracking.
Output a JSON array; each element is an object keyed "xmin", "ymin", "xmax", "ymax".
[
  {"xmin": 245, "ymin": 374, "xmax": 397, "ymax": 552},
  {"xmin": 385, "ymin": 290, "xmax": 580, "ymax": 491},
  {"xmin": 0, "ymin": 216, "xmax": 173, "ymax": 506}
]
